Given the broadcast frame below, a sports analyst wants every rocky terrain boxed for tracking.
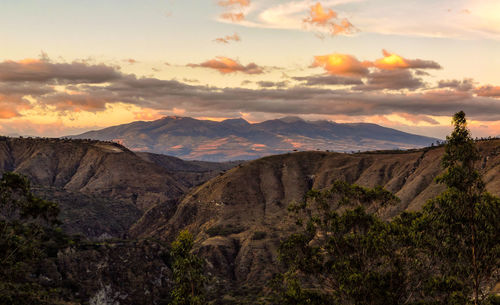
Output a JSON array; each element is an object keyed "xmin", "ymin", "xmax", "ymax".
[
  {"xmin": 69, "ymin": 116, "xmax": 438, "ymax": 161},
  {"xmin": 0, "ymin": 136, "xmax": 237, "ymax": 239},
  {"xmin": 131, "ymin": 139, "xmax": 500, "ymax": 294}
]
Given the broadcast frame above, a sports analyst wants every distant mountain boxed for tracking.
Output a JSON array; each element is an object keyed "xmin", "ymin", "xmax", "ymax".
[{"xmin": 69, "ymin": 116, "xmax": 439, "ymax": 161}]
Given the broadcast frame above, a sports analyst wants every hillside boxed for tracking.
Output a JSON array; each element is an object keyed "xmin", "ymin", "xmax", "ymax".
[
  {"xmin": 0, "ymin": 137, "xmax": 237, "ymax": 239},
  {"xmin": 131, "ymin": 139, "xmax": 500, "ymax": 292},
  {"xmin": 69, "ymin": 116, "xmax": 438, "ymax": 161}
]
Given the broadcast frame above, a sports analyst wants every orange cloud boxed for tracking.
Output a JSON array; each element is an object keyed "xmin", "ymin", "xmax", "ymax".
[
  {"xmin": 373, "ymin": 50, "xmax": 441, "ymax": 70},
  {"xmin": 220, "ymin": 12, "xmax": 245, "ymax": 21},
  {"xmin": 312, "ymin": 53, "xmax": 369, "ymax": 76},
  {"xmin": 0, "ymin": 95, "xmax": 31, "ymax": 119},
  {"xmin": 41, "ymin": 92, "xmax": 109, "ymax": 112},
  {"xmin": 124, "ymin": 58, "xmax": 138, "ymax": 64},
  {"xmin": 218, "ymin": 0, "xmax": 249, "ymax": 22},
  {"xmin": 475, "ymin": 85, "xmax": 500, "ymax": 98},
  {"xmin": 397, "ymin": 113, "xmax": 439, "ymax": 125},
  {"xmin": 303, "ymin": 2, "xmax": 356, "ymax": 36},
  {"xmin": 218, "ymin": 0, "xmax": 250, "ymax": 7},
  {"xmin": 214, "ymin": 33, "xmax": 241, "ymax": 44},
  {"xmin": 133, "ymin": 108, "xmax": 163, "ymax": 121},
  {"xmin": 304, "ymin": 3, "xmax": 337, "ymax": 25},
  {"xmin": 187, "ymin": 57, "xmax": 264, "ymax": 74},
  {"xmin": 332, "ymin": 19, "xmax": 356, "ymax": 35}
]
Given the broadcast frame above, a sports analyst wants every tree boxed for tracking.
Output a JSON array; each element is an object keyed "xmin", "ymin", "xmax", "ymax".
[
  {"xmin": 0, "ymin": 172, "xmax": 67, "ymax": 305},
  {"xmin": 170, "ymin": 230, "xmax": 206, "ymax": 305},
  {"xmin": 275, "ymin": 181, "xmax": 414, "ymax": 305},
  {"xmin": 421, "ymin": 111, "xmax": 500, "ymax": 304}
]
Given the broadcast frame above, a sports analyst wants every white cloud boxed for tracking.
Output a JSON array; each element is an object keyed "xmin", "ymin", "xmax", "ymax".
[{"xmin": 215, "ymin": 0, "xmax": 500, "ymax": 40}]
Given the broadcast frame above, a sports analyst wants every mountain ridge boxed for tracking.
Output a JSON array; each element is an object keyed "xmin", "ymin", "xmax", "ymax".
[
  {"xmin": 69, "ymin": 116, "xmax": 439, "ymax": 162},
  {"xmin": 130, "ymin": 139, "xmax": 500, "ymax": 291},
  {"xmin": 0, "ymin": 136, "xmax": 238, "ymax": 239}
]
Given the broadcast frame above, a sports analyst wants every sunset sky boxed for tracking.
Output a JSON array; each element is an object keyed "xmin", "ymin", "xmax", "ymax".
[{"xmin": 1, "ymin": 0, "xmax": 499, "ymax": 138}]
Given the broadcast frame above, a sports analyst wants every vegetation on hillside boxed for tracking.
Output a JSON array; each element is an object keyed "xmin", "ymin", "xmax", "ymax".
[
  {"xmin": 274, "ymin": 111, "xmax": 500, "ymax": 304},
  {"xmin": 0, "ymin": 172, "xmax": 70, "ymax": 304}
]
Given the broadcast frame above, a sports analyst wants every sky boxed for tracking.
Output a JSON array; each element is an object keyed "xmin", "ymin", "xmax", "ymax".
[{"xmin": 0, "ymin": 0, "xmax": 499, "ymax": 138}]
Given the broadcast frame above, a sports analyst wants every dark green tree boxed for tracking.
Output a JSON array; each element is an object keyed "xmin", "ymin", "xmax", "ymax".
[
  {"xmin": 0, "ymin": 172, "xmax": 66, "ymax": 305},
  {"xmin": 275, "ymin": 181, "xmax": 416, "ymax": 305},
  {"xmin": 421, "ymin": 111, "xmax": 500, "ymax": 304},
  {"xmin": 170, "ymin": 230, "xmax": 206, "ymax": 305}
]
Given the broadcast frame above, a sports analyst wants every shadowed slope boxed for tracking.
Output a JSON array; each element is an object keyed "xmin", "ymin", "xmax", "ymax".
[{"xmin": 131, "ymin": 139, "xmax": 500, "ymax": 291}]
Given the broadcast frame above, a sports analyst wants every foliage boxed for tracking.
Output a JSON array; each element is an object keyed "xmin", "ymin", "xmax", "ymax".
[
  {"xmin": 0, "ymin": 172, "xmax": 70, "ymax": 305},
  {"xmin": 419, "ymin": 111, "xmax": 500, "ymax": 304},
  {"xmin": 275, "ymin": 181, "xmax": 413, "ymax": 304},
  {"xmin": 274, "ymin": 111, "xmax": 500, "ymax": 305},
  {"xmin": 170, "ymin": 230, "xmax": 206, "ymax": 305}
]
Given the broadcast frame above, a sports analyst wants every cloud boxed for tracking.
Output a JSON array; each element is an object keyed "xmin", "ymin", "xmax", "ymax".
[
  {"xmin": 331, "ymin": 19, "xmax": 356, "ymax": 35},
  {"xmin": 0, "ymin": 95, "xmax": 32, "ymax": 118},
  {"xmin": 187, "ymin": 57, "xmax": 264, "ymax": 74},
  {"xmin": 1, "ymin": 54, "xmax": 500, "ymax": 137},
  {"xmin": 475, "ymin": 85, "xmax": 500, "ymax": 98},
  {"xmin": 354, "ymin": 70, "xmax": 424, "ymax": 91},
  {"xmin": 397, "ymin": 113, "xmax": 439, "ymax": 125},
  {"xmin": 303, "ymin": 2, "xmax": 357, "ymax": 36},
  {"xmin": 39, "ymin": 92, "xmax": 111, "ymax": 112},
  {"xmin": 214, "ymin": 33, "xmax": 241, "ymax": 44},
  {"xmin": 218, "ymin": 0, "xmax": 249, "ymax": 22},
  {"xmin": 124, "ymin": 58, "xmax": 138, "ymax": 64},
  {"xmin": 304, "ymin": 2, "xmax": 337, "ymax": 25},
  {"xmin": 438, "ymin": 78, "xmax": 475, "ymax": 91},
  {"xmin": 372, "ymin": 50, "xmax": 441, "ymax": 70},
  {"xmin": 293, "ymin": 74, "xmax": 363, "ymax": 86},
  {"xmin": 311, "ymin": 53, "xmax": 369, "ymax": 76},
  {"xmin": 0, "ymin": 58, "xmax": 122, "ymax": 83},
  {"xmin": 220, "ymin": 12, "xmax": 245, "ymax": 21},
  {"xmin": 218, "ymin": 0, "xmax": 250, "ymax": 7},
  {"xmin": 256, "ymin": 81, "xmax": 289, "ymax": 88},
  {"xmin": 66, "ymin": 74, "xmax": 500, "ymax": 121}
]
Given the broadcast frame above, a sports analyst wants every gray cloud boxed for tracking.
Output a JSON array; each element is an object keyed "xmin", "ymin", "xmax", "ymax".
[
  {"xmin": 354, "ymin": 70, "xmax": 424, "ymax": 91},
  {"xmin": 0, "ymin": 59, "xmax": 122, "ymax": 83},
  {"xmin": 0, "ymin": 59, "xmax": 499, "ymax": 121},
  {"xmin": 438, "ymin": 78, "xmax": 475, "ymax": 91},
  {"xmin": 293, "ymin": 74, "xmax": 363, "ymax": 86},
  {"xmin": 474, "ymin": 85, "xmax": 500, "ymax": 98},
  {"xmin": 256, "ymin": 81, "xmax": 289, "ymax": 88},
  {"xmin": 67, "ymin": 75, "xmax": 500, "ymax": 121}
]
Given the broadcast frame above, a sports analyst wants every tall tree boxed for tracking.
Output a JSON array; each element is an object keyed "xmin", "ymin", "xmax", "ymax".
[
  {"xmin": 169, "ymin": 230, "xmax": 206, "ymax": 305},
  {"xmin": 422, "ymin": 111, "xmax": 500, "ymax": 304},
  {"xmin": 275, "ymin": 181, "xmax": 414, "ymax": 304}
]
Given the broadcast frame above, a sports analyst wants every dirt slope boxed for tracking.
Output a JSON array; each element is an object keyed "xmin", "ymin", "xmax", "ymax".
[
  {"xmin": 132, "ymin": 139, "xmax": 500, "ymax": 289},
  {"xmin": 0, "ymin": 137, "xmax": 238, "ymax": 239}
]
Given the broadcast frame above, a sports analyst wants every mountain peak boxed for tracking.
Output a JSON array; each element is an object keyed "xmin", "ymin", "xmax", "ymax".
[
  {"xmin": 221, "ymin": 118, "xmax": 250, "ymax": 126},
  {"xmin": 279, "ymin": 116, "xmax": 305, "ymax": 123}
]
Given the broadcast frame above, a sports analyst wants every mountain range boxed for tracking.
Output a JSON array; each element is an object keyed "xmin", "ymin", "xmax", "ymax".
[{"xmin": 69, "ymin": 116, "xmax": 439, "ymax": 161}]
